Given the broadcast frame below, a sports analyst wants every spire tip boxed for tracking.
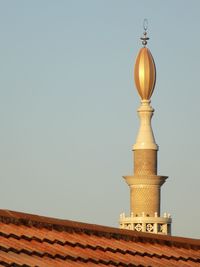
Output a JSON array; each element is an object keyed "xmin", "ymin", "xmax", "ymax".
[{"xmin": 140, "ymin": 19, "xmax": 149, "ymax": 46}]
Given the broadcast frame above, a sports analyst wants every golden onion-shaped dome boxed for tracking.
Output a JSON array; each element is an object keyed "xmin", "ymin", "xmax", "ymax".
[{"xmin": 134, "ymin": 47, "xmax": 156, "ymax": 100}]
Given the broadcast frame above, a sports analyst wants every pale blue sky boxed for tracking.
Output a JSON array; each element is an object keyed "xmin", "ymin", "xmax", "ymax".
[{"xmin": 0, "ymin": 1, "xmax": 199, "ymax": 238}]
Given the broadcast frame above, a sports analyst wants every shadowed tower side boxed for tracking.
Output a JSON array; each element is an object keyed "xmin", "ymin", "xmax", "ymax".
[{"xmin": 119, "ymin": 22, "xmax": 172, "ymax": 235}]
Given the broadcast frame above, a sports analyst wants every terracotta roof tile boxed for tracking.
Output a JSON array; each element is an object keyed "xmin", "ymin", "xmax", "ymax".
[{"xmin": 0, "ymin": 209, "xmax": 199, "ymax": 266}]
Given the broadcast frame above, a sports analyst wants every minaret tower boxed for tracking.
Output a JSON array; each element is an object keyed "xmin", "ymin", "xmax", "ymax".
[{"xmin": 119, "ymin": 22, "xmax": 172, "ymax": 235}]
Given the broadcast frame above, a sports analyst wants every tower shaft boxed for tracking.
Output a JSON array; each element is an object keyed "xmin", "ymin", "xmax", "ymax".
[
  {"xmin": 120, "ymin": 101, "xmax": 171, "ymax": 235},
  {"xmin": 131, "ymin": 100, "xmax": 161, "ymax": 218}
]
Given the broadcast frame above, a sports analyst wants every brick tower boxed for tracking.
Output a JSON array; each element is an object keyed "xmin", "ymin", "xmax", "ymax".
[{"xmin": 119, "ymin": 22, "xmax": 172, "ymax": 235}]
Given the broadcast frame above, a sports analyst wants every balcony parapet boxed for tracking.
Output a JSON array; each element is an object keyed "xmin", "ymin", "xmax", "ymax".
[{"xmin": 119, "ymin": 212, "xmax": 172, "ymax": 235}]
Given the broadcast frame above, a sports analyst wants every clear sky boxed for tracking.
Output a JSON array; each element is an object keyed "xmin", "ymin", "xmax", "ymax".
[{"xmin": 0, "ymin": 0, "xmax": 199, "ymax": 238}]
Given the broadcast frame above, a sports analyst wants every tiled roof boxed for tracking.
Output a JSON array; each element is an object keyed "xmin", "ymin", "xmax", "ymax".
[{"xmin": 0, "ymin": 210, "xmax": 199, "ymax": 267}]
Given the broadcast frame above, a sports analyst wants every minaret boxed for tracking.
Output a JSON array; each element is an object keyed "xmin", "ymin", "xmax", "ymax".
[{"xmin": 119, "ymin": 22, "xmax": 172, "ymax": 235}]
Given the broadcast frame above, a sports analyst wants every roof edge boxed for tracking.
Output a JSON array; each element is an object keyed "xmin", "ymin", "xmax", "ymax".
[{"xmin": 0, "ymin": 209, "xmax": 199, "ymax": 249}]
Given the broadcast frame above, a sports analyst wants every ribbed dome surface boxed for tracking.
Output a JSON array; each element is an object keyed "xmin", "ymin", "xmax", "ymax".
[{"xmin": 134, "ymin": 47, "xmax": 156, "ymax": 100}]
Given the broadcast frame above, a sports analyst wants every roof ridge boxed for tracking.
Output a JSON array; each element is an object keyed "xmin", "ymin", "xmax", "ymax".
[{"xmin": 0, "ymin": 209, "xmax": 199, "ymax": 250}]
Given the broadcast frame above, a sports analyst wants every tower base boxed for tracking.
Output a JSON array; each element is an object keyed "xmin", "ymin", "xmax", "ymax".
[{"xmin": 119, "ymin": 212, "xmax": 172, "ymax": 235}]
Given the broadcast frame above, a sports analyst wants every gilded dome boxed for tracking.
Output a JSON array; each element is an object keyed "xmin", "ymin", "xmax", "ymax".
[{"xmin": 134, "ymin": 47, "xmax": 156, "ymax": 100}]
